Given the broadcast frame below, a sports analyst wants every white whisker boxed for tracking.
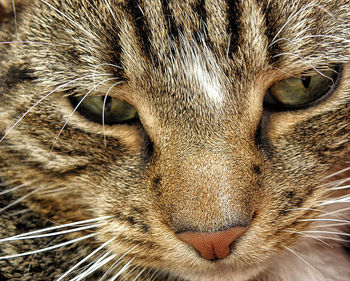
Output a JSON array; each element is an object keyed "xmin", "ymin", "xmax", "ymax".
[
  {"xmin": 0, "ymin": 74, "xmax": 108, "ymax": 143},
  {"xmin": 0, "ymin": 233, "xmax": 97, "ymax": 260},
  {"xmin": 3, "ymin": 216, "xmax": 112, "ymax": 240},
  {"xmin": 0, "ymin": 187, "xmax": 42, "ymax": 213},
  {"xmin": 0, "ymin": 223, "xmax": 101, "ymax": 242},
  {"xmin": 57, "ymin": 237, "xmax": 116, "ymax": 281},
  {"xmin": 272, "ymin": 52, "xmax": 335, "ymax": 82},
  {"xmin": 323, "ymin": 167, "xmax": 350, "ymax": 180},
  {"xmin": 282, "ymin": 245, "xmax": 322, "ymax": 276},
  {"xmin": 119, "ymin": 264, "xmax": 138, "ymax": 281},
  {"xmin": 102, "ymin": 81, "xmax": 123, "ymax": 146},
  {"xmin": 0, "ymin": 183, "xmax": 28, "ymax": 196},
  {"xmin": 298, "ymin": 218, "xmax": 350, "ymax": 224},
  {"xmin": 319, "ymin": 206, "xmax": 350, "ymax": 217},
  {"xmin": 109, "ymin": 258, "xmax": 135, "ymax": 281},
  {"xmin": 132, "ymin": 268, "xmax": 147, "ymax": 281},
  {"xmin": 318, "ymin": 194, "xmax": 350, "ymax": 206},
  {"xmin": 330, "ymin": 184, "xmax": 350, "ymax": 191},
  {"xmin": 71, "ymin": 252, "xmax": 117, "ymax": 281},
  {"xmin": 269, "ymin": 3, "xmax": 335, "ymax": 48},
  {"xmin": 99, "ymin": 245, "xmax": 138, "ymax": 281},
  {"xmin": 301, "ymin": 230, "xmax": 350, "ymax": 237},
  {"xmin": 103, "ymin": 0, "xmax": 120, "ymax": 28},
  {"xmin": 282, "ymin": 230, "xmax": 332, "ymax": 247},
  {"xmin": 0, "ymin": 41, "xmax": 57, "ymax": 45},
  {"xmin": 39, "ymin": 0, "xmax": 95, "ymax": 39},
  {"xmin": 50, "ymin": 77, "xmax": 118, "ymax": 153}
]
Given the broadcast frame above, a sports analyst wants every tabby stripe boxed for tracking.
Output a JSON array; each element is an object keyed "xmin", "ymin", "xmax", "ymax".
[
  {"xmin": 262, "ymin": 2, "xmax": 284, "ymax": 65},
  {"xmin": 225, "ymin": 0, "xmax": 242, "ymax": 57},
  {"xmin": 125, "ymin": 0, "xmax": 153, "ymax": 58},
  {"xmin": 168, "ymin": 0, "xmax": 200, "ymax": 40},
  {"xmin": 142, "ymin": 0, "xmax": 169, "ymax": 60},
  {"xmin": 205, "ymin": 0, "xmax": 230, "ymax": 53},
  {"xmin": 161, "ymin": 0, "xmax": 180, "ymax": 40}
]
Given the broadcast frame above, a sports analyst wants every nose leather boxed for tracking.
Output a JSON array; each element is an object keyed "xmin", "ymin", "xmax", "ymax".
[{"xmin": 176, "ymin": 226, "xmax": 248, "ymax": 260}]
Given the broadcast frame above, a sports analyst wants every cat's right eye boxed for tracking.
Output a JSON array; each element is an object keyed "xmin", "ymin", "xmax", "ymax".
[
  {"xmin": 264, "ymin": 67, "xmax": 340, "ymax": 110},
  {"xmin": 70, "ymin": 95, "xmax": 138, "ymax": 125}
]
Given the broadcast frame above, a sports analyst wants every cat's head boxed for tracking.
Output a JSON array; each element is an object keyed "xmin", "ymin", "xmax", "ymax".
[{"xmin": 1, "ymin": 0, "xmax": 349, "ymax": 280}]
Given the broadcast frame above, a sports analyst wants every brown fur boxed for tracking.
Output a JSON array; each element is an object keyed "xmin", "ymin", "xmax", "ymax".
[{"xmin": 0, "ymin": 0, "xmax": 349, "ymax": 280}]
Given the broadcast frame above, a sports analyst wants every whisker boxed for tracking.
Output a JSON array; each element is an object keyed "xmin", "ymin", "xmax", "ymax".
[
  {"xmin": 0, "ymin": 233, "xmax": 97, "ymax": 260},
  {"xmin": 298, "ymin": 218, "xmax": 350, "ymax": 224},
  {"xmin": 271, "ymin": 35, "xmax": 350, "ymax": 49},
  {"xmin": 272, "ymin": 52, "xmax": 335, "ymax": 82},
  {"xmin": 319, "ymin": 206, "xmax": 350, "ymax": 217},
  {"xmin": 92, "ymin": 63, "xmax": 122, "ymax": 86},
  {"xmin": 39, "ymin": 0, "xmax": 95, "ymax": 39},
  {"xmin": 11, "ymin": 0, "xmax": 17, "ymax": 36},
  {"xmin": 330, "ymin": 184, "xmax": 350, "ymax": 191},
  {"xmin": 49, "ymin": 77, "xmax": 118, "ymax": 153},
  {"xmin": 282, "ymin": 230, "xmax": 332, "ymax": 247},
  {"xmin": 300, "ymin": 236, "xmax": 349, "ymax": 243},
  {"xmin": 103, "ymin": 0, "xmax": 120, "ymax": 28},
  {"xmin": 71, "ymin": 252, "xmax": 117, "ymax": 281},
  {"xmin": 0, "ymin": 186, "xmax": 42, "ymax": 213},
  {"xmin": 269, "ymin": 3, "xmax": 335, "ymax": 48},
  {"xmin": 282, "ymin": 244, "xmax": 322, "ymax": 276},
  {"xmin": 99, "ymin": 245, "xmax": 138, "ymax": 281},
  {"xmin": 0, "ymin": 223, "xmax": 101, "ymax": 242},
  {"xmin": 0, "ymin": 183, "xmax": 29, "ymax": 196},
  {"xmin": 318, "ymin": 195, "xmax": 350, "ymax": 206},
  {"xmin": 109, "ymin": 257, "xmax": 135, "ymax": 281},
  {"xmin": 2, "ymin": 216, "xmax": 112, "ymax": 240},
  {"xmin": 313, "ymin": 223, "xmax": 350, "ymax": 228},
  {"xmin": 0, "ymin": 74, "xmax": 109, "ymax": 143},
  {"xmin": 0, "ymin": 41, "xmax": 64, "ymax": 45},
  {"xmin": 102, "ymin": 81, "xmax": 123, "ymax": 146},
  {"xmin": 57, "ymin": 237, "xmax": 116, "ymax": 281},
  {"xmin": 323, "ymin": 167, "xmax": 350, "ymax": 180},
  {"xmin": 119, "ymin": 264, "xmax": 138, "ymax": 281},
  {"xmin": 132, "ymin": 268, "xmax": 147, "ymax": 281},
  {"xmin": 300, "ymin": 230, "xmax": 350, "ymax": 237}
]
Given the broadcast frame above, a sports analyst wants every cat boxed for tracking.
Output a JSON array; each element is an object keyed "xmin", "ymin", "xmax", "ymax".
[{"xmin": 0, "ymin": 0, "xmax": 350, "ymax": 280}]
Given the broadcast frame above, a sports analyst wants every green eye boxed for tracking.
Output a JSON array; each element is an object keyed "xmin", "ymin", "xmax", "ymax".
[
  {"xmin": 264, "ymin": 68, "xmax": 339, "ymax": 109},
  {"xmin": 70, "ymin": 95, "xmax": 138, "ymax": 125}
]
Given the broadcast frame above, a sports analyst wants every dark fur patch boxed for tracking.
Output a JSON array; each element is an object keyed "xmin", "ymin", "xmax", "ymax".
[
  {"xmin": 151, "ymin": 176, "xmax": 162, "ymax": 196},
  {"xmin": 253, "ymin": 165, "xmax": 261, "ymax": 175},
  {"xmin": 125, "ymin": 1, "xmax": 154, "ymax": 61},
  {"xmin": 0, "ymin": 65, "xmax": 35, "ymax": 91},
  {"xmin": 261, "ymin": 3, "xmax": 284, "ymax": 65},
  {"xmin": 225, "ymin": 0, "xmax": 241, "ymax": 57},
  {"xmin": 161, "ymin": 0, "xmax": 180, "ymax": 40}
]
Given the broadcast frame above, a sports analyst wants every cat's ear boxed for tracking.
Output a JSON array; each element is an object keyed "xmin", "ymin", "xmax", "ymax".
[{"xmin": 0, "ymin": 0, "xmax": 29, "ymax": 21}]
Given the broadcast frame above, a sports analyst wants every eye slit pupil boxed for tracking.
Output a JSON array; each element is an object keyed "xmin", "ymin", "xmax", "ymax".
[
  {"xmin": 301, "ymin": 76, "xmax": 311, "ymax": 89},
  {"xmin": 102, "ymin": 96, "xmax": 113, "ymax": 112}
]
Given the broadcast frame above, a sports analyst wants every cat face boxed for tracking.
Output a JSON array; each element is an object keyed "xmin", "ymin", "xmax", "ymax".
[{"xmin": 0, "ymin": 0, "xmax": 349, "ymax": 280}]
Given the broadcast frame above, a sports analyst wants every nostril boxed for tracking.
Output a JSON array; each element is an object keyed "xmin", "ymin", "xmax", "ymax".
[{"xmin": 176, "ymin": 226, "xmax": 248, "ymax": 260}]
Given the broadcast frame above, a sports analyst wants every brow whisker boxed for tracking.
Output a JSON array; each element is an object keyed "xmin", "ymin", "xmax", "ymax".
[
  {"xmin": 102, "ymin": 81, "xmax": 123, "ymax": 146},
  {"xmin": 0, "ymin": 74, "xmax": 109, "ymax": 143},
  {"xmin": 49, "ymin": 77, "xmax": 118, "ymax": 153}
]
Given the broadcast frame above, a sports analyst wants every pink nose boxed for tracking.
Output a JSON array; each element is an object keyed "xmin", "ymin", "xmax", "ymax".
[{"xmin": 176, "ymin": 227, "xmax": 248, "ymax": 260}]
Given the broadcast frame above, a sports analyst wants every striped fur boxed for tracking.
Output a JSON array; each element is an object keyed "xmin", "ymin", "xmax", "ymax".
[{"xmin": 0, "ymin": 1, "xmax": 350, "ymax": 280}]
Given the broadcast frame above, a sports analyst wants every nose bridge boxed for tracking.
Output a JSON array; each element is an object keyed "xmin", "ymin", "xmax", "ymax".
[{"xmin": 155, "ymin": 143, "xmax": 255, "ymax": 233}]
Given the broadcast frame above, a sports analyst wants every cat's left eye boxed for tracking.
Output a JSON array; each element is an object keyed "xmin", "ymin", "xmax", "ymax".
[
  {"xmin": 264, "ymin": 68, "xmax": 339, "ymax": 110},
  {"xmin": 70, "ymin": 95, "xmax": 138, "ymax": 125}
]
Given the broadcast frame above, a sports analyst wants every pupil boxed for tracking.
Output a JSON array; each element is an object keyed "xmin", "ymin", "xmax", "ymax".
[
  {"xmin": 103, "ymin": 96, "xmax": 113, "ymax": 112},
  {"xmin": 301, "ymin": 76, "xmax": 311, "ymax": 89}
]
